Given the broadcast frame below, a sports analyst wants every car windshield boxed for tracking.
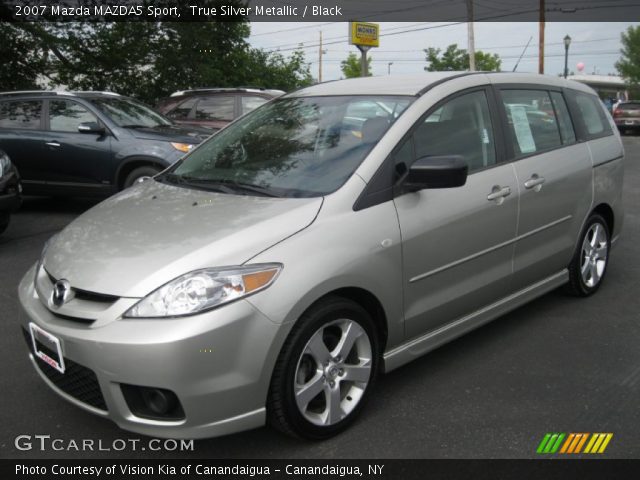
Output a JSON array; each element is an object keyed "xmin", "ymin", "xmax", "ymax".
[
  {"xmin": 160, "ymin": 95, "xmax": 413, "ymax": 197},
  {"xmin": 91, "ymin": 97, "xmax": 172, "ymax": 128}
]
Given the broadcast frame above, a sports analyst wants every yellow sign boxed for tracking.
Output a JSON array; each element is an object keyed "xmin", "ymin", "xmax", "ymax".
[{"xmin": 349, "ymin": 22, "xmax": 379, "ymax": 48}]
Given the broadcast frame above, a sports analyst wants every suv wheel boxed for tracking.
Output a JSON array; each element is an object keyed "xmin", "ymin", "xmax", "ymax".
[
  {"xmin": 565, "ymin": 214, "xmax": 611, "ymax": 297},
  {"xmin": 268, "ymin": 296, "xmax": 379, "ymax": 439},
  {"xmin": 123, "ymin": 166, "xmax": 161, "ymax": 189}
]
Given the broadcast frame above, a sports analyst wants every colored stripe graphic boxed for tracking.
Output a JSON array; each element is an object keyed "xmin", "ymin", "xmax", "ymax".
[
  {"xmin": 537, "ymin": 433, "xmax": 565, "ymax": 453},
  {"xmin": 538, "ymin": 433, "xmax": 613, "ymax": 454}
]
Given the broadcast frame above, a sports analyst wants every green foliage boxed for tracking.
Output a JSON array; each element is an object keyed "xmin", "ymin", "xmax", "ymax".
[
  {"xmin": 0, "ymin": 23, "xmax": 50, "ymax": 90},
  {"xmin": 2, "ymin": 7, "xmax": 313, "ymax": 104},
  {"xmin": 616, "ymin": 25, "xmax": 640, "ymax": 88},
  {"xmin": 424, "ymin": 44, "xmax": 501, "ymax": 72},
  {"xmin": 341, "ymin": 52, "xmax": 372, "ymax": 78}
]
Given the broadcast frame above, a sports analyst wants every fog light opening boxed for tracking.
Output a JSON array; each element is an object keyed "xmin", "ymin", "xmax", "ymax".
[{"xmin": 120, "ymin": 384, "xmax": 185, "ymax": 421}]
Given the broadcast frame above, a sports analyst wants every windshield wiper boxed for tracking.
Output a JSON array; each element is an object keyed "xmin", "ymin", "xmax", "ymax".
[
  {"xmin": 120, "ymin": 124, "xmax": 153, "ymax": 129},
  {"xmin": 159, "ymin": 174, "xmax": 281, "ymax": 197}
]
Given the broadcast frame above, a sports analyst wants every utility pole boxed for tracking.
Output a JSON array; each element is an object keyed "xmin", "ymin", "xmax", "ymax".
[
  {"xmin": 467, "ymin": 0, "xmax": 476, "ymax": 71},
  {"xmin": 538, "ymin": 0, "xmax": 545, "ymax": 74},
  {"xmin": 318, "ymin": 30, "xmax": 323, "ymax": 83}
]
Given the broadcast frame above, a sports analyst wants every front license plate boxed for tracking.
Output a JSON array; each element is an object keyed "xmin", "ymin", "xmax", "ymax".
[{"xmin": 29, "ymin": 323, "xmax": 65, "ymax": 374}]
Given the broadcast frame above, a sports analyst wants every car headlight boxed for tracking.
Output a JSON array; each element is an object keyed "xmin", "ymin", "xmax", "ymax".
[
  {"xmin": 124, "ymin": 264, "xmax": 282, "ymax": 318},
  {"xmin": 0, "ymin": 152, "xmax": 11, "ymax": 178},
  {"xmin": 34, "ymin": 234, "xmax": 57, "ymax": 285},
  {"xmin": 170, "ymin": 142, "xmax": 194, "ymax": 153}
]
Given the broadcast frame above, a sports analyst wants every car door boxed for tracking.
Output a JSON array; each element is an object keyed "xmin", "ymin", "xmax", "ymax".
[
  {"xmin": 0, "ymin": 99, "xmax": 46, "ymax": 183},
  {"xmin": 42, "ymin": 99, "xmax": 112, "ymax": 188},
  {"xmin": 393, "ymin": 88, "xmax": 520, "ymax": 339},
  {"xmin": 497, "ymin": 88, "xmax": 593, "ymax": 290}
]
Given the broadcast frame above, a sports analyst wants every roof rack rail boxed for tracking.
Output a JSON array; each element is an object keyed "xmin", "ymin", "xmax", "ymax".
[
  {"xmin": 169, "ymin": 87, "xmax": 285, "ymax": 97},
  {"xmin": 0, "ymin": 90, "xmax": 74, "ymax": 97}
]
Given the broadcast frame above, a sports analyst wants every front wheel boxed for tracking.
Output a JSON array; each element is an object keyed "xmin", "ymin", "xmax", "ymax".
[
  {"xmin": 267, "ymin": 296, "xmax": 380, "ymax": 439},
  {"xmin": 123, "ymin": 166, "xmax": 161, "ymax": 189},
  {"xmin": 565, "ymin": 214, "xmax": 611, "ymax": 297}
]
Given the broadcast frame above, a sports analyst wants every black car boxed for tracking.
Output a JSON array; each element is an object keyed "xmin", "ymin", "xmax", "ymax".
[
  {"xmin": 0, "ymin": 91, "xmax": 211, "ymax": 197},
  {"xmin": 0, "ymin": 148, "xmax": 21, "ymax": 234}
]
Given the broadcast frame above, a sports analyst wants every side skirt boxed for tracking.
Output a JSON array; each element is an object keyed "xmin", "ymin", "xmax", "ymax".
[{"xmin": 383, "ymin": 270, "xmax": 569, "ymax": 372}]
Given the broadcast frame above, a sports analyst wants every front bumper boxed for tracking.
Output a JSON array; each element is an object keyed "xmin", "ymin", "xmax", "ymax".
[{"xmin": 17, "ymin": 263, "xmax": 289, "ymax": 439}]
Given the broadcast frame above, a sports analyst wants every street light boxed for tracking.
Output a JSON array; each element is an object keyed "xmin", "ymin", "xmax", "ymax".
[
  {"xmin": 563, "ymin": 34, "xmax": 571, "ymax": 79},
  {"xmin": 387, "ymin": 62, "xmax": 394, "ymax": 75}
]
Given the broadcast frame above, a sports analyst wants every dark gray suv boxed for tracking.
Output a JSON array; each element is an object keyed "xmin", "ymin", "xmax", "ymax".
[{"xmin": 0, "ymin": 91, "xmax": 210, "ymax": 196}]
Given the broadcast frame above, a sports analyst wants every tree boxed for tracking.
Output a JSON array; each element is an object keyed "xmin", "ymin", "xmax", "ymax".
[
  {"xmin": 0, "ymin": 23, "xmax": 51, "ymax": 90},
  {"xmin": 424, "ymin": 44, "xmax": 501, "ymax": 72},
  {"xmin": 6, "ymin": 3, "xmax": 314, "ymax": 104},
  {"xmin": 616, "ymin": 25, "xmax": 640, "ymax": 89},
  {"xmin": 341, "ymin": 52, "xmax": 372, "ymax": 78}
]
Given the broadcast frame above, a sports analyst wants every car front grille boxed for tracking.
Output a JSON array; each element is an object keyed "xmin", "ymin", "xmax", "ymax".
[{"xmin": 22, "ymin": 327, "xmax": 108, "ymax": 411}]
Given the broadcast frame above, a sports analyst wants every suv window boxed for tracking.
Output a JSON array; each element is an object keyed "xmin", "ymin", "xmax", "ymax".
[
  {"xmin": 501, "ymin": 90, "xmax": 562, "ymax": 156},
  {"xmin": 574, "ymin": 92, "xmax": 613, "ymax": 137},
  {"xmin": 550, "ymin": 91, "xmax": 576, "ymax": 145},
  {"xmin": 49, "ymin": 100, "xmax": 98, "ymax": 132},
  {"xmin": 241, "ymin": 96, "xmax": 268, "ymax": 115},
  {"xmin": 168, "ymin": 97, "xmax": 197, "ymax": 120},
  {"xmin": 0, "ymin": 100, "xmax": 42, "ymax": 130},
  {"xmin": 195, "ymin": 96, "xmax": 235, "ymax": 121},
  {"xmin": 411, "ymin": 90, "xmax": 497, "ymax": 173}
]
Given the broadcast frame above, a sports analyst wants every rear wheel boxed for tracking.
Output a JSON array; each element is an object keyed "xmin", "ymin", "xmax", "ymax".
[
  {"xmin": 565, "ymin": 214, "xmax": 610, "ymax": 297},
  {"xmin": 267, "ymin": 296, "xmax": 379, "ymax": 439},
  {"xmin": 123, "ymin": 166, "xmax": 161, "ymax": 189}
]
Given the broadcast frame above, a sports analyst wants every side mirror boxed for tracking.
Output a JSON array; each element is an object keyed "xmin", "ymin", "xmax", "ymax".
[
  {"xmin": 77, "ymin": 122, "xmax": 105, "ymax": 135},
  {"xmin": 403, "ymin": 155, "xmax": 468, "ymax": 191}
]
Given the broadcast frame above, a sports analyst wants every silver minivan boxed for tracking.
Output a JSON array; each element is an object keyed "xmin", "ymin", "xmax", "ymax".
[{"xmin": 18, "ymin": 72, "xmax": 624, "ymax": 440}]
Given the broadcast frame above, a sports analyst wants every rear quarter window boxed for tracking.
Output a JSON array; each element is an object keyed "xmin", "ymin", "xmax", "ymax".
[
  {"xmin": 572, "ymin": 91, "xmax": 613, "ymax": 138},
  {"xmin": 0, "ymin": 100, "xmax": 43, "ymax": 130}
]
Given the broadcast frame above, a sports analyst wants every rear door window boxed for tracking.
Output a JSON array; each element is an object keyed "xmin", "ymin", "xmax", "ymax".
[
  {"xmin": 501, "ymin": 90, "xmax": 562, "ymax": 156},
  {"xmin": 49, "ymin": 100, "xmax": 98, "ymax": 132},
  {"xmin": 550, "ymin": 91, "xmax": 576, "ymax": 145},
  {"xmin": 195, "ymin": 96, "xmax": 235, "ymax": 121},
  {"xmin": 0, "ymin": 100, "xmax": 43, "ymax": 130}
]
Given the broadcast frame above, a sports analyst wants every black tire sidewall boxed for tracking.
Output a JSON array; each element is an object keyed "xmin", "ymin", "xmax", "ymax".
[
  {"xmin": 0, "ymin": 212, "xmax": 9, "ymax": 234},
  {"xmin": 271, "ymin": 298, "xmax": 379, "ymax": 440},
  {"xmin": 124, "ymin": 166, "xmax": 161, "ymax": 189},
  {"xmin": 570, "ymin": 214, "xmax": 611, "ymax": 296}
]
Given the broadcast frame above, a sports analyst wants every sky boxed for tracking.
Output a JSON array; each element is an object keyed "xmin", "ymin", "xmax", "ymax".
[{"xmin": 247, "ymin": 22, "xmax": 637, "ymax": 80}]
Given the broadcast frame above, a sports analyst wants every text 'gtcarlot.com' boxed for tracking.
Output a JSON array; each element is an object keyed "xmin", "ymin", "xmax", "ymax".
[{"xmin": 14, "ymin": 435, "xmax": 194, "ymax": 452}]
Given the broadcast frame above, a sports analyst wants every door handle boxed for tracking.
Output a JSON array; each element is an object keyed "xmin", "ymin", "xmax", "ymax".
[
  {"xmin": 487, "ymin": 186, "xmax": 511, "ymax": 202},
  {"xmin": 524, "ymin": 174, "xmax": 545, "ymax": 191},
  {"xmin": 45, "ymin": 142, "xmax": 61, "ymax": 148}
]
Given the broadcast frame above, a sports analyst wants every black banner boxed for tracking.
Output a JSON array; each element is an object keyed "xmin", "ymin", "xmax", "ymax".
[
  {"xmin": 3, "ymin": 459, "xmax": 640, "ymax": 480},
  {"xmin": 1, "ymin": 0, "xmax": 639, "ymax": 22}
]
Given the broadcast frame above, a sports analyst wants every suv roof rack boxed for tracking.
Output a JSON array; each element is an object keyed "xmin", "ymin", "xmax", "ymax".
[
  {"xmin": 169, "ymin": 87, "xmax": 284, "ymax": 97},
  {"xmin": 0, "ymin": 90, "xmax": 75, "ymax": 97}
]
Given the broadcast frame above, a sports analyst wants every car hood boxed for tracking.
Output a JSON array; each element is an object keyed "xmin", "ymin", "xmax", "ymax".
[
  {"xmin": 43, "ymin": 180, "xmax": 323, "ymax": 298},
  {"xmin": 127, "ymin": 124, "xmax": 212, "ymax": 143}
]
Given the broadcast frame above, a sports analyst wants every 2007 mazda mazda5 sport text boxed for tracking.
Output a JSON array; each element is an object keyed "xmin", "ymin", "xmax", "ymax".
[{"xmin": 18, "ymin": 73, "xmax": 624, "ymax": 440}]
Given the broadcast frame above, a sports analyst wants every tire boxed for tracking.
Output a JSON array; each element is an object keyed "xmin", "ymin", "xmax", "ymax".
[
  {"xmin": 267, "ymin": 296, "xmax": 380, "ymax": 440},
  {"xmin": 123, "ymin": 166, "xmax": 161, "ymax": 189},
  {"xmin": 0, "ymin": 212, "xmax": 9, "ymax": 234},
  {"xmin": 565, "ymin": 214, "xmax": 611, "ymax": 297}
]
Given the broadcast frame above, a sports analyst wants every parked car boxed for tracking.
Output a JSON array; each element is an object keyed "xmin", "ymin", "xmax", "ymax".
[
  {"xmin": 0, "ymin": 91, "xmax": 211, "ymax": 197},
  {"xmin": 613, "ymin": 101, "xmax": 640, "ymax": 134},
  {"xmin": 19, "ymin": 73, "xmax": 623, "ymax": 440},
  {"xmin": 157, "ymin": 87, "xmax": 285, "ymax": 131},
  {"xmin": 0, "ymin": 148, "xmax": 21, "ymax": 234}
]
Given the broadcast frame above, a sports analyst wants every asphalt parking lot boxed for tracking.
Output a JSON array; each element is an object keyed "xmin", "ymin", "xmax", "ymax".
[{"xmin": 1, "ymin": 136, "xmax": 638, "ymax": 460}]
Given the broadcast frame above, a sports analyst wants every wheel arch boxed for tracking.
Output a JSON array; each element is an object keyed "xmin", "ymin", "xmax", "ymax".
[
  {"xmin": 591, "ymin": 203, "xmax": 615, "ymax": 236},
  {"xmin": 115, "ymin": 156, "xmax": 167, "ymax": 190}
]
